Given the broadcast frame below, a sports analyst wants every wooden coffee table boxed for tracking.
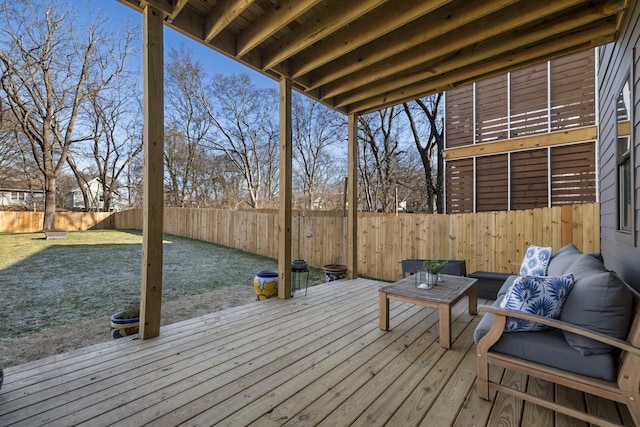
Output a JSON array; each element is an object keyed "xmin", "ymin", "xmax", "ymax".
[{"xmin": 379, "ymin": 274, "xmax": 478, "ymax": 349}]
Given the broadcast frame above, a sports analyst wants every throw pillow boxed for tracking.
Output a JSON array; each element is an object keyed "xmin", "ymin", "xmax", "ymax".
[
  {"xmin": 500, "ymin": 274, "xmax": 575, "ymax": 332},
  {"xmin": 560, "ymin": 269, "xmax": 632, "ymax": 355},
  {"xmin": 519, "ymin": 244, "xmax": 552, "ymax": 276}
]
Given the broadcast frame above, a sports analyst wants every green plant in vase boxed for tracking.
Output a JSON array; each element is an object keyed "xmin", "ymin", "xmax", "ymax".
[{"xmin": 424, "ymin": 259, "xmax": 447, "ymax": 283}]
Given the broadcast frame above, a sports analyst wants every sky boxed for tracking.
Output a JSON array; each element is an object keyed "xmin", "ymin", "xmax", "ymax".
[{"xmin": 76, "ymin": 0, "xmax": 277, "ymax": 89}]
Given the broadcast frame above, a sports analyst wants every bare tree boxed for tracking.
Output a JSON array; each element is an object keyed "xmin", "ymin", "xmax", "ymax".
[
  {"xmin": 81, "ymin": 87, "xmax": 142, "ymax": 211},
  {"xmin": 402, "ymin": 94, "xmax": 444, "ymax": 213},
  {"xmin": 164, "ymin": 46, "xmax": 213, "ymax": 207},
  {"xmin": 203, "ymin": 74, "xmax": 279, "ymax": 209},
  {"xmin": 292, "ymin": 93, "xmax": 345, "ymax": 209},
  {"xmin": 357, "ymin": 107, "xmax": 406, "ymax": 212},
  {"xmin": 0, "ymin": 1, "xmax": 135, "ymax": 228}
]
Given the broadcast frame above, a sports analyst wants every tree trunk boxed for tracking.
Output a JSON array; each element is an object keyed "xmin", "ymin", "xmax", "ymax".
[{"xmin": 43, "ymin": 175, "xmax": 57, "ymax": 230}]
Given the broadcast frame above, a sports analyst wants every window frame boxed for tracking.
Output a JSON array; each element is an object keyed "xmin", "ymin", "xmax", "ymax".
[{"xmin": 616, "ymin": 76, "xmax": 634, "ymax": 243}]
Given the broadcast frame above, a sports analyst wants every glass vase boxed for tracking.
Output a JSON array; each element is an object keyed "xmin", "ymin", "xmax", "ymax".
[{"xmin": 415, "ymin": 268, "xmax": 435, "ymax": 289}]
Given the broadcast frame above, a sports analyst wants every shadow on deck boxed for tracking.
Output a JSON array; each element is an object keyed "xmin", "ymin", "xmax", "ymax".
[{"xmin": 0, "ymin": 278, "xmax": 632, "ymax": 426}]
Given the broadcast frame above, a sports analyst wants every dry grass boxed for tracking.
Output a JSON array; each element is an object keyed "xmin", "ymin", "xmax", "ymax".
[{"xmin": 0, "ymin": 230, "xmax": 325, "ymax": 367}]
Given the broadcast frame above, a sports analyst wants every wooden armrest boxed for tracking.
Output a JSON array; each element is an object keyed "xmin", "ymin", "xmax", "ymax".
[{"xmin": 478, "ymin": 304, "xmax": 640, "ymax": 357}]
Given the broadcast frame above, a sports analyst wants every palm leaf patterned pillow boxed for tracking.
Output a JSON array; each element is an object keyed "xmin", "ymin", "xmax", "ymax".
[
  {"xmin": 500, "ymin": 274, "xmax": 575, "ymax": 332},
  {"xmin": 519, "ymin": 245, "xmax": 552, "ymax": 276}
]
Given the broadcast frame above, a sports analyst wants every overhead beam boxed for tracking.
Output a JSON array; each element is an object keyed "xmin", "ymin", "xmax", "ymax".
[
  {"xmin": 291, "ymin": 0, "xmax": 454, "ymax": 79},
  {"xmin": 319, "ymin": 0, "xmax": 599, "ymax": 98},
  {"xmin": 338, "ymin": 18, "xmax": 617, "ymax": 110},
  {"xmin": 236, "ymin": 0, "xmax": 322, "ymax": 58},
  {"xmin": 165, "ymin": 0, "xmax": 189, "ymax": 23},
  {"xmin": 349, "ymin": 34, "xmax": 610, "ymax": 114},
  {"xmin": 204, "ymin": 0, "xmax": 254, "ymax": 43},
  {"xmin": 262, "ymin": 0, "xmax": 389, "ymax": 70},
  {"xmin": 139, "ymin": 0, "xmax": 173, "ymax": 15},
  {"xmin": 278, "ymin": 78, "xmax": 293, "ymax": 299},
  {"xmin": 140, "ymin": 4, "xmax": 164, "ymax": 340}
]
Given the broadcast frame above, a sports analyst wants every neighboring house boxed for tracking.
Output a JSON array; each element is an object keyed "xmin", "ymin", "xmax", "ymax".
[
  {"xmin": 0, "ymin": 181, "xmax": 44, "ymax": 210},
  {"xmin": 64, "ymin": 177, "xmax": 120, "ymax": 211},
  {"xmin": 443, "ymin": 49, "xmax": 597, "ymax": 214}
]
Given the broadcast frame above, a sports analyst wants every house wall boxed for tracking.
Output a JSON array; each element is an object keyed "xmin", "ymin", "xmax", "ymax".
[
  {"xmin": 598, "ymin": 0, "xmax": 640, "ymax": 291},
  {"xmin": 0, "ymin": 189, "xmax": 44, "ymax": 208}
]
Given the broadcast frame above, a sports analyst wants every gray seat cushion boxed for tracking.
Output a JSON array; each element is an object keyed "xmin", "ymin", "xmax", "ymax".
[
  {"xmin": 560, "ymin": 257, "xmax": 632, "ymax": 355},
  {"xmin": 474, "ymin": 299, "xmax": 619, "ymax": 381},
  {"xmin": 547, "ymin": 243, "xmax": 583, "ymax": 276}
]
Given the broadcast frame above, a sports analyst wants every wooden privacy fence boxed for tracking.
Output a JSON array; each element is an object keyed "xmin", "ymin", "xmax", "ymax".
[
  {"xmin": 0, "ymin": 211, "xmax": 114, "ymax": 233},
  {"xmin": 113, "ymin": 203, "xmax": 599, "ymax": 281},
  {"xmin": 0, "ymin": 205, "xmax": 598, "ymax": 281}
]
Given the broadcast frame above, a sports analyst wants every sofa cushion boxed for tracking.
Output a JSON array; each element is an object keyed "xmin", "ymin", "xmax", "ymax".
[
  {"xmin": 547, "ymin": 243, "xmax": 583, "ymax": 276},
  {"xmin": 474, "ymin": 308, "xmax": 618, "ymax": 381},
  {"xmin": 499, "ymin": 275, "xmax": 575, "ymax": 332},
  {"xmin": 519, "ymin": 245, "xmax": 552, "ymax": 276},
  {"xmin": 560, "ymin": 259, "xmax": 632, "ymax": 355},
  {"xmin": 497, "ymin": 275, "xmax": 518, "ymax": 298}
]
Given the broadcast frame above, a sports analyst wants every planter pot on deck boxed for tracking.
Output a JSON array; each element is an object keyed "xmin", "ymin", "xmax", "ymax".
[
  {"xmin": 110, "ymin": 312, "xmax": 140, "ymax": 339},
  {"xmin": 253, "ymin": 269, "xmax": 279, "ymax": 300},
  {"xmin": 322, "ymin": 264, "xmax": 348, "ymax": 282}
]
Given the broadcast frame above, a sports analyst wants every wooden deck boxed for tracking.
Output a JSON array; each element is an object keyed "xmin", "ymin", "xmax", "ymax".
[{"xmin": 0, "ymin": 278, "xmax": 633, "ymax": 426}]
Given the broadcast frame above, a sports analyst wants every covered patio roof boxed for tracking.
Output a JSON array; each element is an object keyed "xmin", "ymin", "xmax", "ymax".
[
  {"xmin": 114, "ymin": 0, "xmax": 629, "ymax": 339},
  {"xmin": 119, "ymin": 0, "xmax": 626, "ymax": 114}
]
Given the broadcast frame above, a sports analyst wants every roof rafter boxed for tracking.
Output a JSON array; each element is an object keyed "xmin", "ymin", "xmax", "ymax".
[
  {"xmin": 236, "ymin": 0, "xmax": 323, "ymax": 58},
  {"xmin": 321, "ymin": 0, "xmax": 612, "ymax": 100},
  {"xmin": 303, "ymin": 0, "xmax": 580, "ymax": 91},
  {"xmin": 348, "ymin": 23, "xmax": 615, "ymax": 113},
  {"xmin": 289, "ymin": 0, "xmax": 454, "ymax": 79},
  {"xmin": 261, "ymin": 0, "xmax": 390, "ymax": 70},
  {"xmin": 117, "ymin": 0, "xmax": 629, "ymax": 115},
  {"xmin": 204, "ymin": 0, "xmax": 254, "ymax": 43}
]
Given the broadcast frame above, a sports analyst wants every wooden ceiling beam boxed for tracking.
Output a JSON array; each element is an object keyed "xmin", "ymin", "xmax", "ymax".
[
  {"xmin": 203, "ymin": 0, "xmax": 254, "ymax": 43},
  {"xmin": 289, "ymin": 0, "xmax": 454, "ymax": 79},
  {"xmin": 261, "ymin": 0, "xmax": 389, "ymax": 71},
  {"xmin": 127, "ymin": 0, "xmax": 173, "ymax": 15},
  {"xmin": 236, "ymin": 0, "xmax": 322, "ymax": 58},
  {"xmin": 347, "ymin": 27, "xmax": 614, "ymax": 114},
  {"xmin": 306, "ymin": 0, "xmax": 586, "ymax": 92},
  {"xmin": 159, "ymin": 4, "xmax": 270, "ymax": 80},
  {"xmin": 291, "ymin": 0, "xmax": 516, "ymax": 81},
  {"xmin": 322, "ymin": 1, "xmax": 612, "ymax": 100},
  {"xmin": 165, "ymin": 0, "xmax": 189, "ymax": 23}
]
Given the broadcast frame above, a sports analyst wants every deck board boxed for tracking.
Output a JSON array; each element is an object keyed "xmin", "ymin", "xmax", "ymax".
[{"xmin": 0, "ymin": 278, "xmax": 633, "ymax": 426}]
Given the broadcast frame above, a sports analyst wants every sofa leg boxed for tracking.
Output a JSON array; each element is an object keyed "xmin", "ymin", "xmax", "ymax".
[
  {"xmin": 476, "ymin": 351, "xmax": 490, "ymax": 400},
  {"xmin": 626, "ymin": 396, "xmax": 640, "ymax": 426}
]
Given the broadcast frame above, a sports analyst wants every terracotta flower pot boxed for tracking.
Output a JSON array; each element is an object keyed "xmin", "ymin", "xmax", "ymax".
[{"xmin": 322, "ymin": 264, "xmax": 348, "ymax": 282}]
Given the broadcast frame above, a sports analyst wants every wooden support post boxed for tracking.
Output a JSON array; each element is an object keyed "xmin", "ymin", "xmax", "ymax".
[
  {"xmin": 347, "ymin": 113, "xmax": 358, "ymax": 279},
  {"xmin": 278, "ymin": 77, "xmax": 292, "ymax": 298},
  {"xmin": 140, "ymin": 4, "xmax": 164, "ymax": 339}
]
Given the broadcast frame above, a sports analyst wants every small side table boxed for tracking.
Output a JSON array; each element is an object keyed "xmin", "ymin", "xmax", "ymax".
[{"xmin": 292, "ymin": 268, "xmax": 309, "ymax": 295}]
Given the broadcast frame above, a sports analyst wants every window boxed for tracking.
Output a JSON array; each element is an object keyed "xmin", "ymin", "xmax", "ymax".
[
  {"xmin": 10, "ymin": 192, "xmax": 25, "ymax": 201},
  {"xmin": 617, "ymin": 79, "xmax": 632, "ymax": 233}
]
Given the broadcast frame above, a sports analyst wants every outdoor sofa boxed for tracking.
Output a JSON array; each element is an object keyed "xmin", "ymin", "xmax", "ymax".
[{"xmin": 474, "ymin": 243, "xmax": 640, "ymax": 426}]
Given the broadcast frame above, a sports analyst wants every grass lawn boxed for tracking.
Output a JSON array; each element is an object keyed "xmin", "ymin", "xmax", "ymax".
[{"xmin": 0, "ymin": 230, "xmax": 326, "ymax": 340}]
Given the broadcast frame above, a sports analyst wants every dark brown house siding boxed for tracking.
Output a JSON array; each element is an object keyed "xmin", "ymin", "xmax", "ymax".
[
  {"xmin": 444, "ymin": 49, "xmax": 597, "ymax": 214},
  {"xmin": 598, "ymin": 0, "xmax": 640, "ymax": 291}
]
